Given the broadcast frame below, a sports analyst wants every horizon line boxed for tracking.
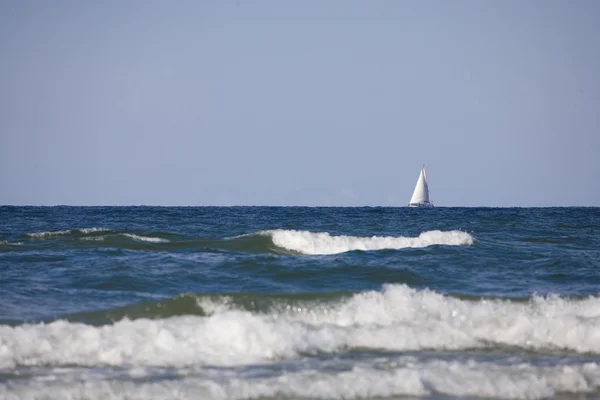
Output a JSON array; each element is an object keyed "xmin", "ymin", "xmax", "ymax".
[{"xmin": 0, "ymin": 204, "xmax": 597, "ymax": 208}]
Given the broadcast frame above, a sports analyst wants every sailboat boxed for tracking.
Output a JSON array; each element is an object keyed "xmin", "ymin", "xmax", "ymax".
[{"xmin": 408, "ymin": 165, "xmax": 434, "ymax": 208}]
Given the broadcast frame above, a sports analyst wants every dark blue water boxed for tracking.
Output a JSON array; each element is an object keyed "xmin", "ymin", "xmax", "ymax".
[{"xmin": 1, "ymin": 206, "xmax": 599, "ymax": 399}]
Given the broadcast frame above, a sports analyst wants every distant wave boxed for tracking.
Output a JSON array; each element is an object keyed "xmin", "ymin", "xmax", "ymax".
[
  {"xmin": 0, "ymin": 240, "xmax": 23, "ymax": 246},
  {"xmin": 26, "ymin": 227, "xmax": 110, "ymax": 238},
  {"xmin": 3, "ymin": 285, "xmax": 600, "ymax": 371},
  {"xmin": 26, "ymin": 229, "xmax": 73, "ymax": 238},
  {"xmin": 259, "ymin": 229, "xmax": 474, "ymax": 255},
  {"xmin": 22, "ymin": 228, "xmax": 470, "ymax": 254},
  {"xmin": 25, "ymin": 228, "xmax": 170, "ymax": 244},
  {"xmin": 4, "ymin": 358, "xmax": 599, "ymax": 400},
  {"xmin": 122, "ymin": 233, "xmax": 169, "ymax": 243}
]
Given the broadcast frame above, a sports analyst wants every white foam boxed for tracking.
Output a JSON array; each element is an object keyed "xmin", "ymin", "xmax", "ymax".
[
  {"xmin": 1, "ymin": 285, "xmax": 600, "ymax": 371},
  {"xmin": 0, "ymin": 240, "xmax": 23, "ymax": 245},
  {"xmin": 2, "ymin": 359, "xmax": 600, "ymax": 399},
  {"xmin": 80, "ymin": 236, "xmax": 106, "ymax": 241},
  {"xmin": 122, "ymin": 234, "xmax": 169, "ymax": 243},
  {"xmin": 25, "ymin": 229, "xmax": 168, "ymax": 243},
  {"xmin": 26, "ymin": 229, "xmax": 72, "ymax": 238},
  {"xmin": 196, "ymin": 296, "xmax": 236, "ymax": 315},
  {"xmin": 79, "ymin": 227, "xmax": 110, "ymax": 234},
  {"xmin": 262, "ymin": 229, "xmax": 473, "ymax": 255},
  {"xmin": 26, "ymin": 228, "xmax": 109, "ymax": 238}
]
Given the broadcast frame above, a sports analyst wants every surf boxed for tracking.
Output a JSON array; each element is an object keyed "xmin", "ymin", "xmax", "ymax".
[
  {"xmin": 261, "ymin": 229, "xmax": 474, "ymax": 255},
  {"xmin": 3, "ymin": 284, "xmax": 600, "ymax": 371},
  {"xmin": 19, "ymin": 227, "xmax": 474, "ymax": 255}
]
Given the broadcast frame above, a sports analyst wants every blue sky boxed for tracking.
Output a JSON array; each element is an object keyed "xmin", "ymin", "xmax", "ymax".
[{"xmin": 1, "ymin": 1, "xmax": 599, "ymax": 206}]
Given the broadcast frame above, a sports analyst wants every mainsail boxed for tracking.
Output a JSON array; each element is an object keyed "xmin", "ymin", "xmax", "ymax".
[{"xmin": 409, "ymin": 166, "xmax": 433, "ymax": 207}]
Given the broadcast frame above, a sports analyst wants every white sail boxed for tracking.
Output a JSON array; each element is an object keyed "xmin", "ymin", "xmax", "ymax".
[{"xmin": 409, "ymin": 166, "xmax": 433, "ymax": 207}]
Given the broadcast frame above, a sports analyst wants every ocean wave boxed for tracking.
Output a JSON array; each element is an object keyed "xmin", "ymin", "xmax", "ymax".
[
  {"xmin": 0, "ymin": 240, "xmax": 23, "ymax": 245},
  {"xmin": 21, "ymin": 228, "xmax": 470, "ymax": 254},
  {"xmin": 2, "ymin": 285, "xmax": 600, "ymax": 370},
  {"xmin": 122, "ymin": 233, "xmax": 170, "ymax": 243},
  {"xmin": 260, "ymin": 229, "xmax": 474, "ymax": 255},
  {"xmin": 79, "ymin": 227, "xmax": 109, "ymax": 234},
  {"xmin": 26, "ymin": 227, "xmax": 109, "ymax": 238},
  {"xmin": 3, "ymin": 358, "xmax": 599, "ymax": 399},
  {"xmin": 24, "ymin": 228, "xmax": 170, "ymax": 244},
  {"xmin": 26, "ymin": 229, "xmax": 72, "ymax": 238},
  {"xmin": 80, "ymin": 236, "xmax": 106, "ymax": 241}
]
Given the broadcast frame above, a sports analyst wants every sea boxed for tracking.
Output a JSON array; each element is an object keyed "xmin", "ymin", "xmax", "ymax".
[{"xmin": 1, "ymin": 206, "xmax": 599, "ymax": 400}]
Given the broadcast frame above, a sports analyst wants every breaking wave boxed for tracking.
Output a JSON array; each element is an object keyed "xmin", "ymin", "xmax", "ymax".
[
  {"xmin": 3, "ymin": 358, "xmax": 600, "ymax": 399},
  {"xmin": 19, "ymin": 228, "xmax": 471, "ymax": 254},
  {"xmin": 122, "ymin": 233, "xmax": 169, "ymax": 243},
  {"xmin": 0, "ymin": 240, "xmax": 22, "ymax": 246},
  {"xmin": 2, "ymin": 285, "xmax": 600, "ymax": 370},
  {"xmin": 261, "ymin": 229, "xmax": 474, "ymax": 255},
  {"xmin": 25, "ymin": 227, "xmax": 110, "ymax": 238},
  {"xmin": 25, "ymin": 228, "xmax": 170, "ymax": 244}
]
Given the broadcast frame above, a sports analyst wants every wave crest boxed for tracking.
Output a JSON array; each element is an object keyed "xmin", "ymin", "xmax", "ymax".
[
  {"xmin": 0, "ymin": 240, "xmax": 23, "ymax": 245},
  {"xmin": 5, "ymin": 359, "xmax": 600, "ymax": 400},
  {"xmin": 26, "ymin": 228, "xmax": 109, "ymax": 238},
  {"xmin": 122, "ymin": 233, "xmax": 169, "ymax": 243},
  {"xmin": 24, "ymin": 228, "xmax": 170, "ymax": 244},
  {"xmin": 261, "ymin": 229, "xmax": 473, "ymax": 255},
  {"xmin": 2, "ymin": 285, "xmax": 600, "ymax": 370},
  {"xmin": 21, "ymin": 228, "xmax": 470, "ymax": 254}
]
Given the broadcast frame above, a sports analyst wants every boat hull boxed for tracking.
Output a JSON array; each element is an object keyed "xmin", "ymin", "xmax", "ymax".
[{"xmin": 409, "ymin": 202, "xmax": 434, "ymax": 208}]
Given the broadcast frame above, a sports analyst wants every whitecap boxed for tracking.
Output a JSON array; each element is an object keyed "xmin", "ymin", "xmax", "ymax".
[
  {"xmin": 26, "ymin": 230, "xmax": 72, "ymax": 238},
  {"xmin": 26, "ymin": 228, "xmax": 109, "ymax": 238},
  {"xmin": 261, "ymin": 229, "xmax": 473, "ymax": 255},
  {"xmin": 2, "ymin": 359, "xmax": 599, "ymax": 399},
  {"xmin": 122, "ymin": 233, "xmax": 169, "ymax": 243},
  {"xmin": 0, "ymin": 240, "xmax": 23, "ymax": 245},
  {"xmin": 2, "ymin": 285, "xmax": 599, "ymax": 370}
]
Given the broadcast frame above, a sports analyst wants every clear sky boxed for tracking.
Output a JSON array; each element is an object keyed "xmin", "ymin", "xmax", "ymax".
[{"xmin": 1, "ymin": 1, "xmax": 599, "ymax": 206}]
